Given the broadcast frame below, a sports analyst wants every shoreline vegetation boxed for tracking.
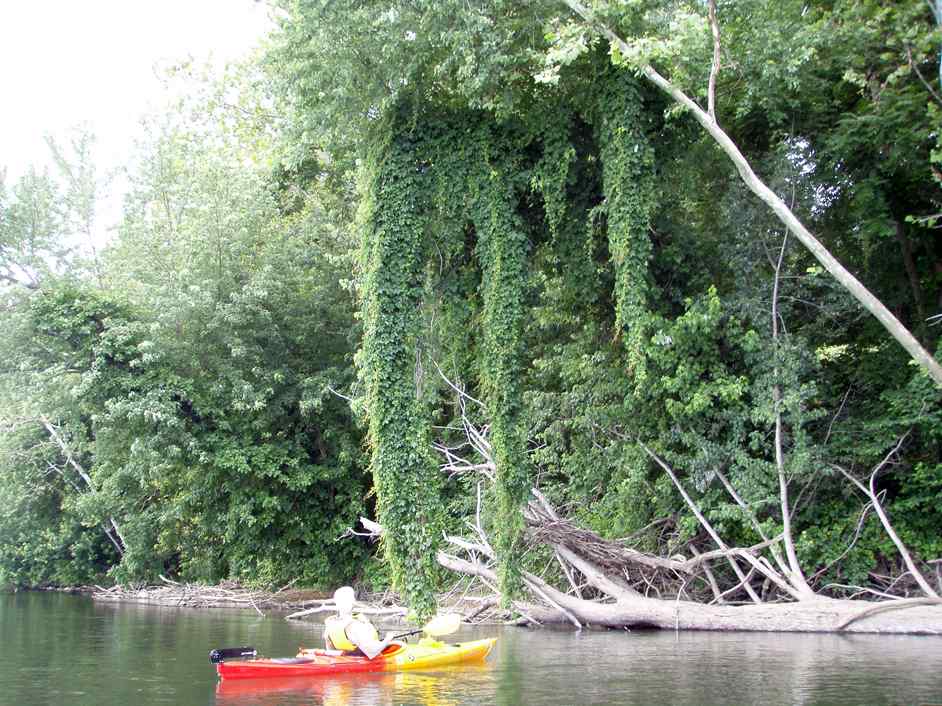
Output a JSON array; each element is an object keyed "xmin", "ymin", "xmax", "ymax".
[
  {"xmin": 10, "ymin": 581, "xmax": 941, "ymax": 635},
  {"xmin": 2, "ymin": 3, "xmax": 942, "ymax": 638}
]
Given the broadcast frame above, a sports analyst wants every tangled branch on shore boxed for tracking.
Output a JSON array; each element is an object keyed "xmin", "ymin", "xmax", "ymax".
[
  {"xmin": 91, "ymin": 577, "xmax": 321, "ymax": 615},
  {"xmin": 426, "ymin": 406, "xmax": 942, "ymax": 635}
]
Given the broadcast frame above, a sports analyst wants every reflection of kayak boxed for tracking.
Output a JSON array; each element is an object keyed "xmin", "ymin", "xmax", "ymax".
[
  {"xmin": 215, "ymin": 637, "xmax": 497, "ymax": 680},
  {"xmin": 215, "ymin": 667, "xmax": 488, "ymax": 705},
  {"xmin": 216, "ymin": 672, "xmax": 389, "ymax": 698}
]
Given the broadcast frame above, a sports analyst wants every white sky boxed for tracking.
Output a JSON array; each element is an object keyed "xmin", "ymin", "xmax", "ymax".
[{"xmin": 0, "ymin": 0, "xmax": 273, "ymax": 182}]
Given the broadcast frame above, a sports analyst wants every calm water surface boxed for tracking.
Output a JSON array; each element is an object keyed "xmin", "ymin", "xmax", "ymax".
[{"xmin": 2, "ymin": 592, "xmax": 941, "ymax": 705}]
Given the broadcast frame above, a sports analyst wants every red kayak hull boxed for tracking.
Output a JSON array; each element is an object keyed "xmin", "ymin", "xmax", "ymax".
[
  {"xmin": 216, "ymin": 638, "xmax": 497, "ymax": 680},
  {"xmin": 216, "ymin": 651, "xmax": 388, "ymax": 679}
]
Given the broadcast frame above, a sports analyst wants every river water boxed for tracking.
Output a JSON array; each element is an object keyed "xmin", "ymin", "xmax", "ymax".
[{"xmin": 2, "ymin": 591, "xmax": 941, "ymax": 705}]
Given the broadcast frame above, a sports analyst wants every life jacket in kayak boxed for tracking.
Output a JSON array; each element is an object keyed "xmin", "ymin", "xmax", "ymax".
[{"xmin": 324, "ymin": 614, "xmax": 378, "ymax": 652}]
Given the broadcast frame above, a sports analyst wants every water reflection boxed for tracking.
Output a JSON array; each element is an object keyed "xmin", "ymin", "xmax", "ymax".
[
  {"xmin": 4, "ymin": 593, "xmax": 942, "ymax": 706},
  {"xmin": 215, "ymin": 665, "xmax": 494, "ymax": 706}
]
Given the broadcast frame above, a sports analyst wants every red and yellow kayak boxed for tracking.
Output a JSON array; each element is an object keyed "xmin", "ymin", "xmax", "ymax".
[{"xmin": 215, "ymin": 637, "xmax": 497, "ymax": 680}]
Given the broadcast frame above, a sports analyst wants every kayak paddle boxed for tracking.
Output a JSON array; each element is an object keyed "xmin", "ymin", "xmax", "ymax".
[
  {"xmin": 392, "ymin": 612, "xmax": 462, "ymax": 640},
  {"xmin": 209, "ymin": 646, "xmax": 257, "ymax": 663}
]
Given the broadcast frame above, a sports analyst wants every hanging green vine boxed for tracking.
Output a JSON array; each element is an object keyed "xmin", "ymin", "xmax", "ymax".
[
  {"xmin": 471, "ymin": 149, "xmax": 531, "ymax": 602},
  {"xmin": 358, "ymin": 117, "xmax": 443, "ymax": 620},
  {"xmin": 531, "ymin": 117, "xmax": 577, "ymax": 241},
  {"xmin": 358, "ymin": 102, "xmax": 586, "ymax": 610},
  {"xmin": 594, "ymin": 75, "xmax": 658, "ymax": 382}
]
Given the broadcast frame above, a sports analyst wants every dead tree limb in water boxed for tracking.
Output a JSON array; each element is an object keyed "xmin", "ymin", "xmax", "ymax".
[
  {"xmin": 435, "ymin": 491, "xmax": 942, "ymax": 634},
  {"xmin": 361, "ymin": 513, "xmax": 942, "ymax": 633}
]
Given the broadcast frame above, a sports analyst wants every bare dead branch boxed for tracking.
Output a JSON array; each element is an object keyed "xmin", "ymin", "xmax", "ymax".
[
  {"xmin": 434, "ymin": 359, "xmax": 485, "ymax": 408},
  {"xmin": 713, "ymin": 466, "xmax": 790, "ymax": 577},
  {"xmin": 465, "ymin": 596, "xmax": 500, "ymax": 621},
  {"xmin": 769, "ymin": 235, "xmax": 815, "ymax": 597},
  {"xmin": 556, "ymin": 549, "xmax": 584, "ymax": 598},
  {"xmin": 555, "ymin": 545, "xmax": 640, "ymax": 601},
  {"xmin": 326, "ymin": 385, "xmax": 355, "ymax": 404},
  {"xmin": 39, "ymin": 414, "xmax": 125, "ymax": 555},
  {"xmin": 524, "ymin": 575, "xmax": 583, "ymax": 629},
  {"xmin": 40, "ymin": 415, "xmax": 95, "ymax": 488},
  {"xmin": 639, "ymin": 441, "xmax": 767, "ymax": 602},
  {"xmin": 823, "ymin": 386, "xmax": 853, "ymax": 445},
  {"xmin": 809, "ymin": 501, "xmax": 873, "ymax": 589},
  {"xmin": 906, "ymin": 46, "xmax": 942, "ymax": 105},
  {"xmin": 836, "ymin": 597, "xmax": 942, "ymax": 631},
  {"xmin": 690, "ymin": 544, "xmax": 723, "ymax": 603},
  {"xmin": 823, "ymin": 584, "xmax": 907, "ymax": 601},
  {"xmin": 832, "ymin": 434, "xmax": 939, "ymax": 598},
  {"xmin": 709, "ymin": 565, "xmax": 759, "ymax": 605}
]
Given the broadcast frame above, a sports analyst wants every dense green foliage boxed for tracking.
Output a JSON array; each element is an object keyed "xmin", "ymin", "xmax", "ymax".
[
  {"xmin": 358, "ymin": 116, "xmax": 444, "ymax": 617},
  {"xmin": 0, "ymin": 68, "xmax": 370, "ymax": 590},
  {"xmin": 1, "ymin": 0, "xmax": 940, "ymax": 616}
]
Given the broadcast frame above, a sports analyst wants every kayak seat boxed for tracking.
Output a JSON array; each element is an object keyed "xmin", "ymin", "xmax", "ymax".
[{"xmin": 336, "ymin": 643, "xmax": 402, "ymax": 658}]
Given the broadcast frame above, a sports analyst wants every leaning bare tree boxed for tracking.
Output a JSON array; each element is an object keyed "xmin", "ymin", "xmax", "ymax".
[{"xmin": 0, "ymin": 413, "xmax": 126, "ymax": 557}]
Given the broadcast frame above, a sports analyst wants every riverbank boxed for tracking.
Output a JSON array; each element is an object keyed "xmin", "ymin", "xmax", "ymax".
[
  {"xmin": 15, "ymin": 581, "xmax": 942, "ymax": 634},
  {"xmin": 25, "ymin": 579, "xmax": 508, "ymax": 625},
  {"xmin": 90, "ymin": 579, "xmax": 332, "ymax": 615}
]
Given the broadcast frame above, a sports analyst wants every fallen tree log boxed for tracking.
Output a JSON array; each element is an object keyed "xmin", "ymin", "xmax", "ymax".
[
  {"xmin": 438, "ymin": 486, "xmax": 941, "ymax": 633},
  {"xmin": 437, "ymin": 550, "xmax": 942, "ymax": 634},
  {"xmin": 510, "ymin": 595, "xmax": 942, "ymax": 635},
  {"xmin": 346, "ymin": 501, "xmax": 942, "ymax": 634}
]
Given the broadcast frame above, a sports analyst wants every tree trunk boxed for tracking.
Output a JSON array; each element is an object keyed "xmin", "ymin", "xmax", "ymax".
[
  {"xmin": 895, "ymin": 219, "xmax": 929, "ymax": 346},
  {"xmin": 517, "ymin": 593, "xmax": 942, "ymax": 635}
]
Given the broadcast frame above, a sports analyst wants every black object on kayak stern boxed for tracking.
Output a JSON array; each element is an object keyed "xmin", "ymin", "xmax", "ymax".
[{"xmin": 209, "ymin": 646, "xmax": 257, "ymax": 663}]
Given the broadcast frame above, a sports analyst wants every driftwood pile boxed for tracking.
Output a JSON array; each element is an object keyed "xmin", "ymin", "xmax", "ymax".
[
  {"xmin": 90, "ymin": 579, "xmax": 433, "ymax": 624},
  {"xmin": 91, "ymin": 577, "xmax": 324, "ymax": 615}
]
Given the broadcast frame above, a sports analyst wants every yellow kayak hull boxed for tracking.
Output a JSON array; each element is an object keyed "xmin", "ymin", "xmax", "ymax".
[
  {"xmin": 234, "ymin": 637, "xmax": 498, "ymax": 680},
  {"xmin": 386, "ymin": 637, "xmax": 497, "ymax": 670}
]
